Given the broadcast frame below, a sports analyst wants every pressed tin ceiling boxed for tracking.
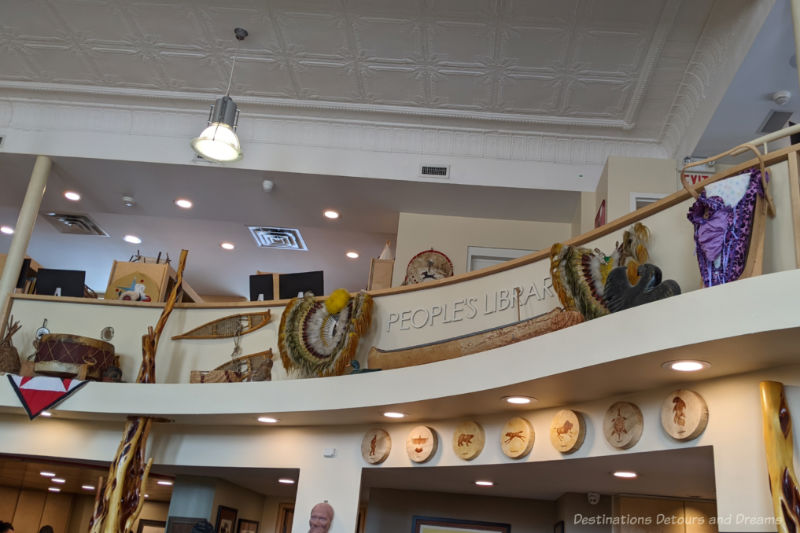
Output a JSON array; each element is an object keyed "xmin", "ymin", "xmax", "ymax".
[{"xmin": 0, "ymin": 0, "xmax": 756, "ymax": 142}]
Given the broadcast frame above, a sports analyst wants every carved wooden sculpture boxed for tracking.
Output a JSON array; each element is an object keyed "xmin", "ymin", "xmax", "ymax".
[
  {"xmin": 89, "ymin": 250, "xmax": 188, "ymax": 533},
  {"xmin": 760, "ymin": 380, "xmax": 799, "ymax": 533}
]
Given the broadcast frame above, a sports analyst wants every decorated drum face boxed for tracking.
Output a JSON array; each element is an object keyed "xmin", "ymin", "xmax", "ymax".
[
  {"xmin": 406, "ymin": 426, "xmax": 438, "ymax": 463},
  {"xmin": 501, "ymin": 417, "xmax": 534, "ymax": 459},
  {"xmin": 452, "ymin": 421, "xmax": 485, "ymax": 460},
  {"xmin": 362, "ymin": 429, "xmax": 391, "ymax": 464},
  {"xmin": 550, "ymin": 409, "xmax": 586, "ymax": 454},
  {"xmin": 661, "ymin": 389, "xmax": 708, "ymax": 441},
  {"xmin": 35, "ymin": 334, "xmax": 117, "ymax": 380},
  {"xmin": 603, "ymin": 401, "xmax": 643, "ymax": 449}
]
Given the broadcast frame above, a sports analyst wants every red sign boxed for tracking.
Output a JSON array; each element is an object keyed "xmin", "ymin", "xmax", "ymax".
[{"xmin": 685, "ymin": 173, "xmax": 711, "ymax": 185}]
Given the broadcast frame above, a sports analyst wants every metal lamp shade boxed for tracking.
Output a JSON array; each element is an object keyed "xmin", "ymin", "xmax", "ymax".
[{"xmin": 191, "ymin": 96, "xmax": 242, "ymax": 162}]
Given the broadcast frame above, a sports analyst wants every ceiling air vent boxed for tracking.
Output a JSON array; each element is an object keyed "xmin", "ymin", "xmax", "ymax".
[
  {"xmin": 248, "ymin": 226, "xmax": 308, "ymax": 251},
  {"xmin": 419, "ymin": 165, "xmax": 450, "ymax": 179},
  {"xmin": 43, "ymin": 213, "xmax": 109, "ymax": 236},
  {"xmin": 758, "ymin": 110, "xmax": 793, "ymax": 134}
]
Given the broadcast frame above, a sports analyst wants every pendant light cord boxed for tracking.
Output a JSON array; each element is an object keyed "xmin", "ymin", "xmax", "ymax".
[{"xmin": 224, "ymin": 55, "xmax": 236, "ymax": 97}]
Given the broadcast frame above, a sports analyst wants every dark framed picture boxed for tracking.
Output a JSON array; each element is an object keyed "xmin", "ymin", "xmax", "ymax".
[
  {"xmin": 554, "ymin": 520, "xmax": 565, "ymax": 533},
  {"xmin": 412, "ymin": 516, "xmax": 511, "ymax": 533},
  {"xmin": 237, "ymin": 519, "xmax": 259, "ymax": 533},
  {"xmin": 215, "ymin": 506, "xmax": 238, "ymax": 533},
  {"xmin": 166, "ymin": 517, "xmax": 204, "ymax": 533}
]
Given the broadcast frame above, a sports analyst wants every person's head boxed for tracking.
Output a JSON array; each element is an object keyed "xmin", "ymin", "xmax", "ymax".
[
  {"xmin": 308, "ymin": 502, "xmax": 334, "ymax": 533},
  {"xmin": 39, "ymin": 525, "xmax": 54, "ymax": 533},
  {"xmin": 0, "ymin": 522, "xmax": 14, "ymax": 533}
]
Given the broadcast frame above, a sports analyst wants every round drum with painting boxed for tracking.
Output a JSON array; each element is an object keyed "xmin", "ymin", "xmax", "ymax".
[
  {"xmin": 661, "ymin": 389, "xmax": 708, "ymax": 441},
  {"xmin": 406, "ymin": 425, "xmax": 438, "ymax": 463},
  {"xmin": 550, "ymin": 409, "xmax": 586, "ymax": 454},
  {"xmin": 35, "ymin": 333, "xmax": 118, "ymax": 380},
  {"xmin": 361, "ymin": 428, "xmax": 391, "ymax": 464},
  {"xmin": 501, "ymin": 417, "xmax": 534, "ymax": 459},
  {"xmin": 452, "ymin": 420, "xmax": 485, "ymax": 460},
  {"xmin": 603, "ymin": 401, "xmax": 643, "ymax": 449}
]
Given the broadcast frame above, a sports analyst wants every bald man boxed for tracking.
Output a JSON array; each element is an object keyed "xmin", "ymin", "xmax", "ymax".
[{"xmin": 308, "ymin": 502, "xmax": 334, "ymax": 533}]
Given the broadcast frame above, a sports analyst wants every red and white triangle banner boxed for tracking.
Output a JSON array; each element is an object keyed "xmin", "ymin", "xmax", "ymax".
[{"xmin": 7, "ymin": 374, "xmax": 88, "ymax": 419}]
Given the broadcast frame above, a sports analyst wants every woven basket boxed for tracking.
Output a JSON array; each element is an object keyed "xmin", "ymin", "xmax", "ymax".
[{"xmin": 0, "ymin": 341, "xmax": 20, "ymax": 374}]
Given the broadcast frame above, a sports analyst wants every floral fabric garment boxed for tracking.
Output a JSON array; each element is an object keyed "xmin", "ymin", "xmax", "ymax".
[{"xmin": 686, "ymin": 170, "xmax": 766, "ymax": 287}]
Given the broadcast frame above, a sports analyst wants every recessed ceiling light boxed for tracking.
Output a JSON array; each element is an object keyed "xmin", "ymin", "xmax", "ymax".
[
  {"xmin": 1, "ymin": 226, "xmax": 14, "ymax": 235},
  {"xmin": 346, "ymin": 251, "xmax": 359, "ymax": 259},
  {"xmin": 157, "ymin": 480, "xmax": 173, "ymax": 486},
  {"xmin": 220, "ymin": 241, "xmax": 235, "ymax": 250},
  {"xmin": 51, "ymin": 478, "xmax": 66, "ymax": 484},
  {"xmin": 504, "ymin": 396, "xmax": 534, "ymax": 405},
  {"xmin": 48, "ymin": 487, "xmax": 61, "ymax": 493},
  {"xmin": 475, "ymin": 480, "xmax": 494, "ymax": 486},
  {"xmin": 40, "ymin": 471, "xmax": 56, "ymax": 477},
  {"xmin": 257, "ymin": 416, "xmax": 279, "ymax": 424},
  {"xmin": 662, "ymin": 360, "xmax": 710, "ymax": 372},
  {"xmin": 40, "ymin": 411, "xmax": 52, "ymax": 417},
  {"xmin": 278, "ymin": 478, "xmax": 295, "ymax": 485},
  {"xmin": 82, "ymin": 484, "xmax": 95, "ymax": 491},
  {"xmin": 613, "ymin": 471, "xmax": 638, "ymax": 479},
  {"xmin": 123, "ymin": 235, "xmax": 142, "ymax": 244},
  {"xmin": 323, "ymin": 210, "xmax": 339, "ymax": 219},
  {"xmin": 144, "ymin": 494, "xmax": 149, "ymax": 499},
  {"xmin": 383, "ymin": 411, "xmax": 405, "ymax": 419},
  {"xmin": 174, "ymin": 198, "xmax": 193, "ymax": 209},
  {"xmin": 64, "ymin": 191, "xmax": 81, "ymax": 201}
]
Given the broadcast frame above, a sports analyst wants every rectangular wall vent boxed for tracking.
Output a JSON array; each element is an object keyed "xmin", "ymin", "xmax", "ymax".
[
  {"xmin": 248, "ymin": 226, "xmax": 308, "ymax": 251},
  {"xmin": 759, "ymin": 110, "xmax": 793, "ymax": 134},
  {"xmin": 43, "ymin": 213, "xmax": 109, "ymax": 236},
  {"xmin": 419, "ymin": 165, "xmax": 450, "ymax": 178}
]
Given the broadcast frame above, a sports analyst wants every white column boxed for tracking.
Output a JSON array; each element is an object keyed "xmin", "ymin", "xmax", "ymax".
[
  {"xmin": 793, "ymin": 0, "xmax": 800, "ymax": 100},
  {"xmin": 0, "ymin": 155, "xmax": 51, "ymax": 332}
]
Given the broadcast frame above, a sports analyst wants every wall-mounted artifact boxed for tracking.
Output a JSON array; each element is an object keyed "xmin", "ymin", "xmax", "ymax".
[
  {"xmin": 760, "ymin": 380, "xmax": 800, "ymax": 533},
  {"xmin": 660, "ymin": 389, "xmax": 708, "ymax": 441},
  {"xmin": 361, "ymin": 428, "xmax": 391, "ymax": 464},
  {"xmin": 452, "ymin": 420, "xmax": 485, "ymax": 460},
  {"xmin": 501, "ymin": 416, "xmax": 534, "ymax": 459},
  {"xmin": 105, "ymin": 270, "xmax": 159, "ymax": 302},
  {"xmin": 34, "ymin": 333, "xmax": 117, "ymax": 381},
  {"xmin": 368, "ymin": 308, "xmax": 583, "ymax": 370},
  {"xmin": 549, "ymin": 409, "xmax": 586, "ymax": 454},
  {"xmin": 190, "ymin": 350, "xmax": 273, "ymax": 383},
  {"xmin": 402, "ymin": 249, "xmax": 454, "ymax": 285},
  {"xmin": 406, "ymin": 425, "xmax": 438, "ymax": 463},
  {"xmin": 0, "ymin": 315, "xmax": 21, "ymax": 374},
  {"xmin": 683, "ymin": 143, "xmax": 775, "ymax": 287},
  {"xmin": 172, "ymin": 311, "xmax": 272, "ymax": 340},
  {"xmin": 604, "ymin": 264, "xmax": 681, "ymax": 312},
  {"xmin": 279, "ymin": 290, "xmax": 373, "ymax": 378},
  {"xmin": 550, "ymin": 222, "xmax": 650, "ymax": 320},
  {"xmin": 603, "ymin": 401, "xmax": 643, "ymax": 449}
]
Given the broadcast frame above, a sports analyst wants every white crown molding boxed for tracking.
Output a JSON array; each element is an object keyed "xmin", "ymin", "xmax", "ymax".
[{"xmin": 659, "ymin": 0, "xmax": 775, "ymax": 159}]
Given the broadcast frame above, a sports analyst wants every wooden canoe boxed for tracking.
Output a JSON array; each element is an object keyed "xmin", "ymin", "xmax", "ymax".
[
  {"xmin": 172, "ymin": 310, "xmax": 271, "ymax": 340},
  {"xmin": 368, "ymin": 308, "xmax": 583, "ymax": 370}
]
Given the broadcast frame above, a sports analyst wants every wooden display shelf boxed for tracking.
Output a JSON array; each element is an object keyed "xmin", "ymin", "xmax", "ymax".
[
  {"xmin": 104, "ymin": 261, "xmax": 202, "ymax": 303},
  {"xmin": 0, "ymin": 254, "xmax": 41, "ymax": 294}
]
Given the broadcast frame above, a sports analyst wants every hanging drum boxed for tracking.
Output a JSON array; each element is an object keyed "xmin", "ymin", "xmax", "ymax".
[{"xmin": 35, "ymin": 333, "xmax": 118, "ymax": 380}]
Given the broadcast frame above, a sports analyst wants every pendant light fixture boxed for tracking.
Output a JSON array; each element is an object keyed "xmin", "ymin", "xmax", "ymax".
[{"xmin": 191, "ymin": 27, "xmax": 248, "ymax": 163}]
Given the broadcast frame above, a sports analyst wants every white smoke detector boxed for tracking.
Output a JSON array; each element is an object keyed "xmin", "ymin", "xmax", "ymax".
[{"xmin": 772, "ymin": 90, "xmax": 791, "ymax": 106}]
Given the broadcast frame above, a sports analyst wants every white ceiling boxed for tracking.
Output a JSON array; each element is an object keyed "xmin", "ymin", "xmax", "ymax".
[{"xmin": 0, "ymin": 0, "xmax": 788, "ymax": 298}]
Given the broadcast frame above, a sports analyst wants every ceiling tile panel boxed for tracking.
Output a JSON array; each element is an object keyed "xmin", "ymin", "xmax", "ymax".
[
  {"xmin": 157, "ymin": 51, "xmax": 218, "ymax": 92},
  {"xmin": 572, "ymin": 31, "xmax": 646, "ymax": 75},
  {"xmin": 428, "ymin": 21, "xmax": 493, "ymax": 67},
  {"xmin": 21, "ymin": 43, "xmax": 98, "ymax": 84},
  {"xmin": 0, "ymin": 50, "xmax": 38, "ymax": 82},
  {"xmin": 430, "ymin": 69, "xmax": 492, "ymax": 109},
  {"xmin": 293, "ymin": 60, "xmax": 360, "ymax": 100},
  {"xmin": 232, "ymin": 57, "xmax": 296, "ymax": 98},
  {"xmin": 3, "ymin": 0, "xmax": 69, "ymax": 41},
  {"xmin": 353, "ymin": 17, "xmax": 421, "ymax": 63},
  {"xmin": 497, "ymin": 74, "xmax": 562, "ymax": 113},
  {"xmin": 87, "ymin": 47, "xmax": 165, "ymax": 88},
  {"xmin": 500, "ymin": 26, "xmax": 570, "ymax": 71},
  {"xmin": 124, "ymin": 2, "xmax": 211, "ymax": 49},
  {"xmin": 49, "ymin": 0, "xmax": 138, "ymax": 44},
  {"xmin": 347, "ymin": 0, "xmax": 424, "ymax": 18},
  {"xmin": 503, "ymin": 0, "xmax": 579, "ymax": 24},
  {"xmin": 361, "ymin": 66, "xmax": 425, "ymax": 105},
  {"xmin": 580, "ymin": 0, "xmax": 664, "ymax": 28},
  {"xmin": 426, "ymin": 0, "xmax": 495, "ymax": 20},
  {"xmin": 276, "ymin": 12, "xmax": 349, "ymax": 59},
  {"xmin": 563, "ymin": 78, "xmax": 632, "ymax": 117}
]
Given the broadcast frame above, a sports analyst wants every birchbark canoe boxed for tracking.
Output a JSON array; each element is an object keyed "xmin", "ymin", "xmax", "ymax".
[{"xmin": 368, "ymin": 308, "xmax": 583, "ymax": 370}]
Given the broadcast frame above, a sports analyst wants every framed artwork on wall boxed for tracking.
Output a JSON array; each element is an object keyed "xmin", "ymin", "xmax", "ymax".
[
  {"xmin": 137, "ymin": 520, "xmax": 166, "ymax": 533},
  {"xmin": 215, "ymin": 506, "xmax": 238, "ymax": 533},
  {"xmin": 412, "ymin": 516, "xmax": 511, "ymax": 533},
  {"xmin": 236, "ymin": 519, "xmax": 258, "ymax": 533}
]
